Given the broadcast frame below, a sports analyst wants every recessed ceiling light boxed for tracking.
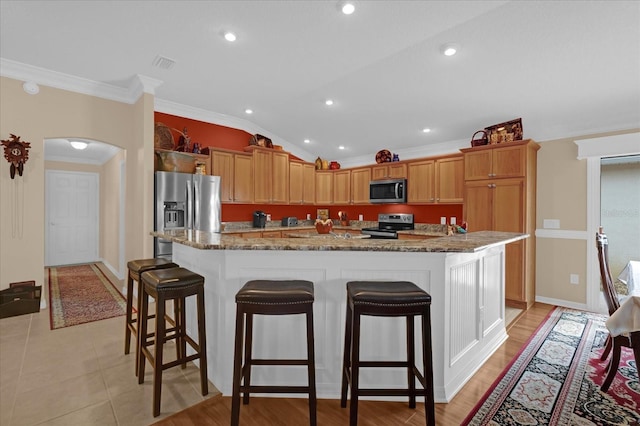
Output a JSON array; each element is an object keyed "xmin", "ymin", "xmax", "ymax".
[
  {"xmin": 245, "ymin": 109, "xmax": 253, "ymax": 114},
  {"xmin": 422, "ymin": 128, "xmax": 431, "ymax": 133},
  {"xmin": 325, "ymin": 99, "xmax": 334, "ymax": 106},
  {"xmin": 304, "ymin": 139, "xmax": 311, "ymax": 144},
  {"xmin": 224, "ymin": 32, "xmax": 237, "ymax": 42},
  {"xmin": 338, "ymin": 1, "xmax": 355, "ymax": 15},
  {"xmin": 70, "ymin": 140, "xmax": 88, "ymax": 150},
  {"xmin": 338, "ymin": 146, "xmax": 345, "ymax": 150},
  {"xmin": 440, "ymin": 43, "xmax": 460, "ymax": 56}
]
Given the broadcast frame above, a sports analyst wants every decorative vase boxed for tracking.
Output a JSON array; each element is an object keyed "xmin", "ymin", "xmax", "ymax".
[{"xmin": 315, "ymin": 222, "xmax": 333, "ymax": 234}]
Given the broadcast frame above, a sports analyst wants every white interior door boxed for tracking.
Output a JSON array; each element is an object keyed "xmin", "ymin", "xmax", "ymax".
[{"xmin": 46, "ymin": 170, "xmax": 99, "ymax": 266}]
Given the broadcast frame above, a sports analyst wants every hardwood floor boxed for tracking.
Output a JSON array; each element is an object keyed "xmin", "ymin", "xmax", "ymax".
[{"xmin": 153, "ymin": 303, "xmax": 555, "ymax": 426}]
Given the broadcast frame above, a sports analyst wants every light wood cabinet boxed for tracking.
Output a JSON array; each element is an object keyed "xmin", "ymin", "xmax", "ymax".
[
  {"xmin": 315, "ymin": 171, "xmax": 333, "ymax": 204},
  {"xmin": 290, "ymin": 161, "xmax": 316, "ymax": 204},
  {"xmin": 371, "ymin": 163, "xmax": 407, "ymax": 180},
  {"xmin": 407, "ymin": 160, "xmax": 435, "ymax": 203},
  {"xmin": 333, "ymin": 170, "xmax": 351, "ymax": 204},
  {"xmin": 435, "ymin": 155, "xmax": 464, "ymax": 203},
  {"xmin": 211, "ymin": 149, "xmax": 253, "ymax": 203},
  {"xmin": 464, "ymin": 143, "xmax": 526, "ymax": 181},
  {"xmin": 253, "ymin": 148, "xmax": 289, "ymax": 204},
  {"xmin": 407, "ymin": 156, "xmax": 463, "ymax": 204},
  {"xmin": 351, "ymin": 167, "xmax": 371, "ymax": 204},
  {"xmin": 462, "ymin": 140, "xmax": 539, "ymax": 309}
]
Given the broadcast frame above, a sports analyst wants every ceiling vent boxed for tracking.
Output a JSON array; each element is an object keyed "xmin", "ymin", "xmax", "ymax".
[{"xmin": 152, "ymin": 55, "xmax": 176, "ymax": 70}]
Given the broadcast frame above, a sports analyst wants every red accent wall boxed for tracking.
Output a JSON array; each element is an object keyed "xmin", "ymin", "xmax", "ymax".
[
  {"xmin": 222, "ymin": 203, "xmax": 463, "ymax": 225},
  {"xmin": 154, "ymin": 112, "xmax": 463, "ymax": 225},
  {"xmin": 155, "ymin": 112, "xmax": 251, "ymax": 151}
]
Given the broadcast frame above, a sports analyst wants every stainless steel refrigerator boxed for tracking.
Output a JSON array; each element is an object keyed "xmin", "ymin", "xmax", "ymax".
[{"xmin": 154, "ymin": 171, "xmax": 221, "ymax": 260}]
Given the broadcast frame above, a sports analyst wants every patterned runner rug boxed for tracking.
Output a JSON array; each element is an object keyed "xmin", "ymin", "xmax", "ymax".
[
  {"xmin": 48, "ymin": 263, "xmax": 127, "ymax": 330},
  {"xmin": 463, "ymin": 307, "xmax": 639, "ymax": 425}
]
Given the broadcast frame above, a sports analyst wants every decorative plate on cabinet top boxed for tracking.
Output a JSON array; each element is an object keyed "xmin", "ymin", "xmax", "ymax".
[{"xmin": 375, "ymin": 149, "xmax": 392, "ymax": 163}]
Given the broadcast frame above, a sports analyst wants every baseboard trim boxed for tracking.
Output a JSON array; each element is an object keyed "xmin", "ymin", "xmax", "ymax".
[{"xmin": 535, "ymin": 295, "xmax": 588, "ymax": 311}]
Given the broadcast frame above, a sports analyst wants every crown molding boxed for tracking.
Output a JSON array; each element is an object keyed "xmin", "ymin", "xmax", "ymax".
[{"xmin": 0, "ymin": 58, "xmax": 161, "ymax": 104}]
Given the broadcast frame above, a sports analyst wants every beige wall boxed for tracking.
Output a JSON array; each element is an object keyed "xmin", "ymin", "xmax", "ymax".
[
  {"xmin": 535, "ymin": 130, "xmax": 640, "ymax": 306},
  {"xmin": 101, "ymin": 150, "xmax": 125, "ymax": 272},
  {"xmin": 0, "ymin": 76, "xmax": 153, "ymax": 290}
]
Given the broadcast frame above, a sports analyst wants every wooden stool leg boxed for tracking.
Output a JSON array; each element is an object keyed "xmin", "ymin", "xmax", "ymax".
[
  {"xmin": 135, "ymin": 276, "xmax": 145, "ymax": 376},
  {"xmin": 177, "ymin": 297, "xmax": 186, "ymax": 369},
  {"xmin": 349, "ymin": 308, "xmax": 361, "ymax": 426},
  {"xmin": 197, "ymin": 288, "xmax": 209, "ymax": 395},
  {"xmin": 422, "ymin": 308, "xmax": 435, "ymax": 426},
  {"xmin": 137, "ymin": 287, "xmax": 149, "ymax": 383},
  {"xmin": 407, "ymin": 314, "xmax": 416, "ymax": 409},
  {"xmin": 124, "ymin": 273, "xmax": 135, "ymax": 355},
  {"xmin": 153, "ymin": 294, "xmax": 166, "ymax": 417},
  {"xmin": 242, "ymin": 313, "xmax": 254, "ymax": 405},
  {"xmin": 340, "ymin": 300, "xmax": 353, "ymax": 408},
  {"xmin": 306, "ymin": 307, "xmax": 317, "ymax": 426},
  {"xmin": 231, "ymin": 308, "xmax": 245, "ymax": 426}
]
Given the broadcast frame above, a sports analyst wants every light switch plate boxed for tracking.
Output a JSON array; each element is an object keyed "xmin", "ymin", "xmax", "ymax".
[
  {"xmin": 543, "ymin": 219, "xmax": 560, "ymax": 229},
  {"xmin": 570, "ymin": 274, "xmax": 579, "ymax": 285}
]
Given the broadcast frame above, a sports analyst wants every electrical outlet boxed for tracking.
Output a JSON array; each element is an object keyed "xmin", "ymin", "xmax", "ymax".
[
  {"xmin": 358, "ymin": 214, "xmax": 364, "ymax": 221},
  {"xmin": 570, "ymin": 274, "xmax": 579, "ymax": 285},
  {"xmin": 440, "ymin": 217, "xmax": 446, "ymax": 225},
  {"xmin": 450, "ymin": 217, "xmax": 456, "ymax": 225}
]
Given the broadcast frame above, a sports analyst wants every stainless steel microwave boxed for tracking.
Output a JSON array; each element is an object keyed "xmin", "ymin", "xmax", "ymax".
[{"xmin": 369, "ymin": 178, "xmax": 407, "ymax": 204}]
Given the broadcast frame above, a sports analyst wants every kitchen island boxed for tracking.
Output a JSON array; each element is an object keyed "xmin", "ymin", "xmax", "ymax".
[{"xmin": 152, "ymin": 230, "xmax": 527, "ymax": 403}]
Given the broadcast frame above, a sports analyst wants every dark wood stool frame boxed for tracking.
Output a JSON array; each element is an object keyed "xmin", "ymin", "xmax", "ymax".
[
  {"xmin": 231, "ymin": 280, "xmax": 317, "ymax": 426},
  {"xmin": 124, "ymin": 258, "xmax": 177, "ymax": 376},
  {"xmin": 340, "ymin": 281, "xmax": 435, "ymax": 426},
  {"xmin": 137, "ymin": 267, "xmax": 208, "ymax": 417}
]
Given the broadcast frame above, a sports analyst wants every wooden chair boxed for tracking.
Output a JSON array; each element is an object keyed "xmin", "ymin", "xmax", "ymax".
[{"xmin": 596, "ymin": 228, "xmax": 634, "ymax": 391}]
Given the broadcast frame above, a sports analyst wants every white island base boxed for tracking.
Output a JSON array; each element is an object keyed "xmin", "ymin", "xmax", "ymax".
[{"xmin": 174, "ymin": 242, "xmax": 508, "ymax": 403}]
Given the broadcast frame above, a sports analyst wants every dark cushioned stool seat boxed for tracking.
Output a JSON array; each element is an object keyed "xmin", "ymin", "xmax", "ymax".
[
  {"xmin": 138, "ymin": 267, "xmax": 208, "ymax": 417},
  {"xmin": 341, "ymin": 281, "xmax": 435, "ymax": 426},
  {"xmin": 231, "ymin": 280, "xmax": 316, "ymax": 426},
  {"xmin": 124, "ymin": 258, "xmax": 177, "ymax": 376}
]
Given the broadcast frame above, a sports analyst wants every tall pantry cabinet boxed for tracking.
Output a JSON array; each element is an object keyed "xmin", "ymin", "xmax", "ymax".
[{"xmin": 461, "ymin": 139, "xmax": 540, "ymax": 309}]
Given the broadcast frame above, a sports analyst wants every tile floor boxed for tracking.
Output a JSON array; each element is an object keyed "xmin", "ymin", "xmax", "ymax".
[{"xmin": 0, "ymin": 267, "xmax": 219, "ymax": 426}]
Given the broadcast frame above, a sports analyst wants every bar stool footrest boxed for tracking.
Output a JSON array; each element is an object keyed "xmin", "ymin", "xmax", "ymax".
[
  {"xmin": 244, "ymin": 385, "xmax": 312, "ymax": 394},
  {"xmin": 249, "ymin": 359, "xmax": 311, "ymax": 366},
  {"xmin": 357, "ymin": 389, "xmax": 426, "ymax": 397}
]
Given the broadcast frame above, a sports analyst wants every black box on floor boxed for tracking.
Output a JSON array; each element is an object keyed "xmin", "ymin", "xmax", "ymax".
[{"xmin": 0, "ymin": 281, "xmax": 41, "ymax": 319}]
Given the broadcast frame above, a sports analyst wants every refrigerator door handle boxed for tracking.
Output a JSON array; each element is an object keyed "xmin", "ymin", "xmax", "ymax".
[
  {"xmin": 186, "ymin": 179, "xmax": 193, "ymax": 230},
  {"xmin": 194, "ymin": 178, "xmax": 200, "ymax": 230}
]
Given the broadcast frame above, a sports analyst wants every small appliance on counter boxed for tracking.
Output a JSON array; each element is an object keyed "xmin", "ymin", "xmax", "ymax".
[
  {"xmin": 361, "ymin": 213, "xmax": 414, "ymax": 239},
  {"xmin": 281, "ymin": 217, "xmax": 298, "ymax": 227},
  {"xmin": 253, "ymin": 211, "xmax": 267, "ymax": 228}
]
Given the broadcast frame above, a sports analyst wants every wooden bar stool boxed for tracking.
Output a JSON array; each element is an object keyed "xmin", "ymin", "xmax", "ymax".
[
  {"xmin": 340, "ymin": 281, "xmax": 435, "ymax": 426},
  {"xmin": 231, "ymin": 280, "xmax": 317, "ymax": 426},
  {"xmin": 138, "ymin": 267, "xmax": 208, "ymax": 417},
  {"xmin": 124, "ymin": 258, "xmax": 177, "ymax": 375}
]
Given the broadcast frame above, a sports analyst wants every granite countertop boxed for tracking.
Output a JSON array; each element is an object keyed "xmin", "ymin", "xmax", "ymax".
[{"xmin": 153, "ymin": 229, "xmax": 528, "ymax": 253}]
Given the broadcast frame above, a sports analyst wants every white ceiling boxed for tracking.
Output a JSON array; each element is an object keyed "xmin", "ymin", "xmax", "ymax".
[{"xmin": 1, "ymin": 1, "xmax": 639, "ymax": 165}]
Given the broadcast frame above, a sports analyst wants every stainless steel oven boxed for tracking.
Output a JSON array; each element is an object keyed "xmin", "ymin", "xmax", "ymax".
[{"xmin": 361, "ymin": 213, "xmax": 414, "ymax": 239}]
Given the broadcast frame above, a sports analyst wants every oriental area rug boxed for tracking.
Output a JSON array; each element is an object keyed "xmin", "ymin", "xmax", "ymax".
[
  {"xmin": 463, "ymin": 307, "xmax": 639, "ymax": 425},
  {"xmin": 48, "ymin": 263, "xmax": 127, "ymax": 330}
]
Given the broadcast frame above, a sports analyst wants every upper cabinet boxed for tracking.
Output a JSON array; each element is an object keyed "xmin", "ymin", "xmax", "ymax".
[
  {"xmin": 407, "ymin": 159, "xmax": 435, "ymax": 203},
  {"xmin": 333, "ymin": 170, "xmax": 351, "ymax": 205},
  {"xmin": 252, "ymin": 147, "xmax": 290, "ymax": 204},
  {"xmin": 351, "ymin": 167, "xmax": 372, "ymax": 204},
  {"xmin": 290, "ymin": 161, "xmax": 315, "ymax": 204},
  {"xmin": 371, "ymin": 162, "xmax": 407, "ymax": 180},
  {"xmin": 211, "ymin": 149, "xmax": 253, "ymax": 203},
  {"xmin": 315, "ymin": 171, "xmax": 333, "ymax": 204},
  {"xmin": 463, "ymin": 142, "xmax": 527, "ymax": 181},
  {"xmin": 435, "ymin": 155, "xmax": 464, "ymax": 203}
]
